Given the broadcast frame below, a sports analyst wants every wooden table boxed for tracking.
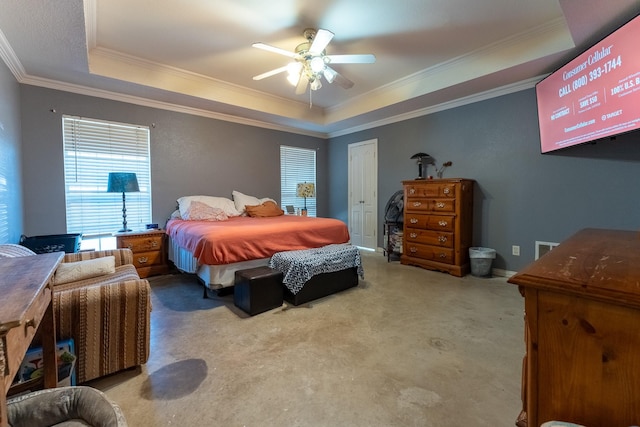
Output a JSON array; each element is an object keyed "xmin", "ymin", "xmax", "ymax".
[
  {"xmin": 508, "ymin": 228, "xmax": 640, "ymax": 427},
  {"xmin": 0, "ymin": 252, "xmax": 62, "ymax": 427}
]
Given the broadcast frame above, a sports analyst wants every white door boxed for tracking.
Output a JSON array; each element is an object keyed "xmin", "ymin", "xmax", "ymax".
[{"xmin": 348, "ymin": 139, "xmax": 377, "ymax": 250}]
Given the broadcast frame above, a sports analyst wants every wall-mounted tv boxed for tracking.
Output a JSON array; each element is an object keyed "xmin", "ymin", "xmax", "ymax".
[{"xmin": 536, "ymin": 14, "xmax": 640, "ymax": 153}]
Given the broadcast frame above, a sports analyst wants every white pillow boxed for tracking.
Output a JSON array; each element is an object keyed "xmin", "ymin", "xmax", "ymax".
[
  {"xmin": 232, "ymin": 190, "xmax": 276, "ymax": 214},
  {"xmin": 177, "ymin": 196, "xmax": 240, "ymax": 218},
  {"xmin": 54, "ymin": 256, "xmax": 116, "ymax": 285}
]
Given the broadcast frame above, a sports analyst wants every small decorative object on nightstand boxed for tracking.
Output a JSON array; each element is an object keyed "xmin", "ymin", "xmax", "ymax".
[{"xmin": 114, "ymin": 229, "xmax": 169, "ymax": 278}]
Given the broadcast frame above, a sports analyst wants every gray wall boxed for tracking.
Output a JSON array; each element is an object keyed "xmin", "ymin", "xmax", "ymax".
[
  {"xmin": 0, "ymin": 60, "xmax": 23, "ymax": 243},
  {"xmin": 329, "ymin": 89, "xmax": 640, "ymax": 272},
  {"xmin": 15, "ymin": 84, "xmax": 640, "ymax": 273},
  {"xmin": 19, "ymin": 85, "xmax": 326, "ymax": 235}
]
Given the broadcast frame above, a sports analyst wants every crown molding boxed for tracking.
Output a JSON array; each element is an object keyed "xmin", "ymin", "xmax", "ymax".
[
  {"xmin": 327, "ymin": 76, "xmax": 543, "ymax": 138},
  {"xmin": 1, "ymin": 9, "xmax": 558, "ymax": 141},
  {"xmin": 326, "ymin": 17, "xmax": 571, "ymax": 124},
  {"xmin": 0, "ymin": 28, "xmax": 26, "ymax": 80},
  {"xmin": 18, "ymin": 73, "xmax": 328, "ymax": 138}
]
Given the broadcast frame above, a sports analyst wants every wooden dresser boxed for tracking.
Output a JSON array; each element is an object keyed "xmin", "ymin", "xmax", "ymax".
[
  {"xmin": 508, "ymin": 228, "xmax": 640, "ymax": 427},
  {"xmin": 115, "ymin": 229, "xmax": 169, "ymax": 278},
  {"xmin": 1, "ymin": 252, "xmax": 62, "ymax": 426},
  {"xmin": 401, "ymin": 179, "xmax": 474, "ymax": 277}
]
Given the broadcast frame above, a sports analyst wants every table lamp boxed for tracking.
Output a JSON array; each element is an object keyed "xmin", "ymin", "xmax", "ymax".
[
  {"xmin": 296, "ymin": 182, "xmax": 315, "ymax": 216},
  {"xmin": 107, "ymin": 172, "xmax": 139, "ymax": 232},
  {"xmin": 410, "ymin": 153, "xmax": 436, "ymax": 179}
]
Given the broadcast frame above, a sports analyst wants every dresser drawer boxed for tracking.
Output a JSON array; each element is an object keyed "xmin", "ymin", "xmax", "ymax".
[
  {"xmin": 405, "ymin": 214, "xmax": 455, "ymax": 231},
  {"xmin": 405, "ymin": 228, "xmax": 454, "ymax": 248},
  {"xmin": 3, "ymin": 286, "xmax": 51, "ymax": 390},
  {"xmin": 132, "ymin": 250, "xmax": 163, "ymax": 268},
  {"xmin": 405, "ymin": 197, "xmax": 455, "ymax": 213},
  {"xmin": 404, "ymin": 242, "xmax": 454, "ymax": 264},
  {"xmin": 405, "ymin": 183, "xmax": 456, "ymax": 198},
  {"xmin": 119, "ymin": 234, "xmax": 164, "ymax": 252}
]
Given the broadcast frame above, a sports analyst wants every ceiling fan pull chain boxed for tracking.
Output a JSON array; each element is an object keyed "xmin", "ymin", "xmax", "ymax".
[{"xmin": 309, "ymin": 88, "xmax": 313, "ymax": 108}]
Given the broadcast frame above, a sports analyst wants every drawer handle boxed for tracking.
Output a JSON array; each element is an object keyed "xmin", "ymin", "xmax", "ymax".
[
  {"xmin": 410, "ymin": 247, "xmax": 418, "ymax": 253},
  {"xmin": 138, "ymin": 256, "xmax": 149, "ymax": 264},
  {"xmin": 409, "ymin": 188, "xmax": 415, "ymax": 195},
  {"xmin": 438, "ymin": 236, "xmax": 447, "ymax": 243},
  {"xmin": 410, "ymin": 233, "xmax": 417, "ymax": 238},
  {"xmin": 436, "ymin": 202, "xmax": 445, "ymax": 208},
  {"xmin": 443, "ymin": 188, "xmax": 450, "ymax": 195},
  {"xmin": 438, "ymin": 220, "xmax": 448, "ymax": 227},
  {"xmin": 413, "ymin": 201, "xmax": 422, "ymax": 207},
  {"xmin": 439, "ymin": 253, "xmax": 447, "ymax": 258},
  {"xmin": 25, "ymin": 318, "xmax": 37, "ymax": 329},
  {"xmin": 410, "ymin": 218, "xmax": 418, "ymax": 224},
  {"xmin": 151, "ymin": 241, "xmax": 158, "ymax": 247}
]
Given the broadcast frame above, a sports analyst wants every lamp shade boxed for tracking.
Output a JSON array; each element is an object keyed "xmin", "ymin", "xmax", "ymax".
[
  {"xmin": 296, "ymin": 182, "xmax": 315, "ymax": 198},
  {"xmin": 107, "ymin": 172, "xmax": 139, "ymax": 193},
  {"xmin": 410, "ymin": 153, "xmax": 435, "ymax": 164}
]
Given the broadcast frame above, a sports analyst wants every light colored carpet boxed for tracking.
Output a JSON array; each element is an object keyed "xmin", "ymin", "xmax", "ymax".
[{"xmin": 90, "ymin": 251, "xmax": 524, "ymax": 426}]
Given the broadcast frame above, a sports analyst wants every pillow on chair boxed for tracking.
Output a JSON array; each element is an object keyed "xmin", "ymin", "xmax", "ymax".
[{"xmin": 54, "ymin": 256, "xmax": 116, "ymax": 285}]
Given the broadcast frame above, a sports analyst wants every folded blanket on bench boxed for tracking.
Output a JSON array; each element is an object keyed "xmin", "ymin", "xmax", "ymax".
[{"xmin": 269, "ymin": 244, "xmax": 364, "ymax": 295}]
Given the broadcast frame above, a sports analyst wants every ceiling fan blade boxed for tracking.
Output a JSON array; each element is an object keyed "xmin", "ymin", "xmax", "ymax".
[
  {"xmin": 253, "ymin": 66, "xmax": 289, "ymax": 81},
  {"xmin": 295, "ymin": 76, "xmax": 308, "ymax": 95},
  {"xmin": 309, "ymin": 29, "xmax": 334, "ymax": 54},
  {"xmin": 333, "ymin": 72, "xmax": 354, "ymax": 89},
  {"xmin": 252, "ymin": 42, "xmax": 296, "ymax": 58},
  {"xmin": 327, "ymin": 54, "xmax": 376, "ymax": 64}
]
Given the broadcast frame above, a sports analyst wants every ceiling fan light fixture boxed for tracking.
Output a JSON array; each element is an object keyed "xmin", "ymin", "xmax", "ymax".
[
  {"xmin": 310, "ymin": 78, "xmax": 322, "ymax": 91},
  {"xmin": 309, "ymin": 56, "xmax": 325, "ymax": 73},
  {"xmin": 323, "ymin": 67, "xmax": 337, "ymax": 83},
  {"xmin": 286, "ymin": 62, "xmax": 302, "ymax": 86},
  {"xmin": 252, "ymin": 28, "xmax": 375, "ymax": 94},
  {"xmin": 287, "ymin": 72, "xmax": 300, "ymax": 87}
]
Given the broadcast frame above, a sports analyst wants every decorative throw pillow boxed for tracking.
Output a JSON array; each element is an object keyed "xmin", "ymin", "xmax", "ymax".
[
  {"xmin": 182, "ymin": 200, "xmax": 229, "ymax": 221},
  {"xmin": 177, "ymin": 195, "xmax": 240, "ymax": 218},
  {"xmin": 245, "ymin": 201, "xmax": 285, "ymax": 217},
  {"xmin": 54, "ymin": 256, "xmax": 116, "ymax": 285},
  {"xmin": 232, "ymin": 190, "xmax": 276, "ymax": 214}
]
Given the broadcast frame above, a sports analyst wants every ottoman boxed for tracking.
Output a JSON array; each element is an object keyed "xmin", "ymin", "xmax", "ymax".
[
  {"xmin": 234, "ymin": 266, "xmax": 283, "ymax": 315},
  {"xmin": 269, "ymin": 244, "xmax": 364, "ymax": 306}
]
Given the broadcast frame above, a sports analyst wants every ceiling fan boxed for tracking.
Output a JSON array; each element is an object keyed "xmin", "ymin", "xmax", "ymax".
[{"xmin": 252, "ymin": 28, "xmax": 376, "ymax": 95}]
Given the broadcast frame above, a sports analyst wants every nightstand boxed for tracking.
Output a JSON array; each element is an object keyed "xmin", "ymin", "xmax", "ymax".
[{"xmin": 114, "ymin": 229, "xmax": 169, "ymax": 278}]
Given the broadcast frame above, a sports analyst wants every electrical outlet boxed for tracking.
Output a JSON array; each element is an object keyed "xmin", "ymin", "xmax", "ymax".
[{"xmin": 512, "ymin": 245, "xmax": 520, "ymax": 256}]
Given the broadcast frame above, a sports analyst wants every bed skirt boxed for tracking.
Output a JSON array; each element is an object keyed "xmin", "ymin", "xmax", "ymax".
[{"xmin": 168, "ymin": 235, "xmax": 269, "ymax": 289}]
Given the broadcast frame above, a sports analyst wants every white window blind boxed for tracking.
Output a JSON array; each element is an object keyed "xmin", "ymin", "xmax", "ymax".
[
  {"xmin": 280, "ymin": 146, "xmax": 316, "ymax": 217},
  {"xmin": 63, "ymin": 116, "xmax": 151, "ymax": 236}
]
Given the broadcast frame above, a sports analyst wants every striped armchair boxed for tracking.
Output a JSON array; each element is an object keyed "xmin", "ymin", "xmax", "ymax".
[{"xmin": 53, "ymin": 249, "xmax": 151, "ymax": 383}]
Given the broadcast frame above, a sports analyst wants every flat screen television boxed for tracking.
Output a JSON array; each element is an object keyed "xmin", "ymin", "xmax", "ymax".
[{"xmin": 536, "ymin": 14, "xmax": 640, "ymax": 153}]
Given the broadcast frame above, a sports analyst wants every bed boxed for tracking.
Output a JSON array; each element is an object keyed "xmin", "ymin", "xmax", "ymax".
[{"xmin": 166, "ymin": 193, "xmax": 350, "ymax": 293}]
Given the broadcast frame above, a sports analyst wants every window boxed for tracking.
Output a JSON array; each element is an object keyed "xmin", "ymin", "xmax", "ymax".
[
  {"xmin": 280, "ymin": 146, "xmax": 316, "ymax": 217},
  {"xmin": 62, "ymin": 116, "xmax": 151, "ymax": 250}
]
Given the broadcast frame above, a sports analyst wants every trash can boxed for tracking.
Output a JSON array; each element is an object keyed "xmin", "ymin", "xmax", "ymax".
[{"xmin": 469, "ymin": 247, "xmax": 496, "ymax": 277}]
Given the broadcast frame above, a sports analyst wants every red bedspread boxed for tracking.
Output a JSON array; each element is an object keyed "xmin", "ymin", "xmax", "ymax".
[{"xmin": 166, "ymin": 216, "xmax": 350, "ymax": 265}]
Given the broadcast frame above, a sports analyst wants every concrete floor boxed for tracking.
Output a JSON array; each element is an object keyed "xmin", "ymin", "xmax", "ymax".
[{"xmin": 90, "ymin": 251, "xmax": 525, "ymax": 426}]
